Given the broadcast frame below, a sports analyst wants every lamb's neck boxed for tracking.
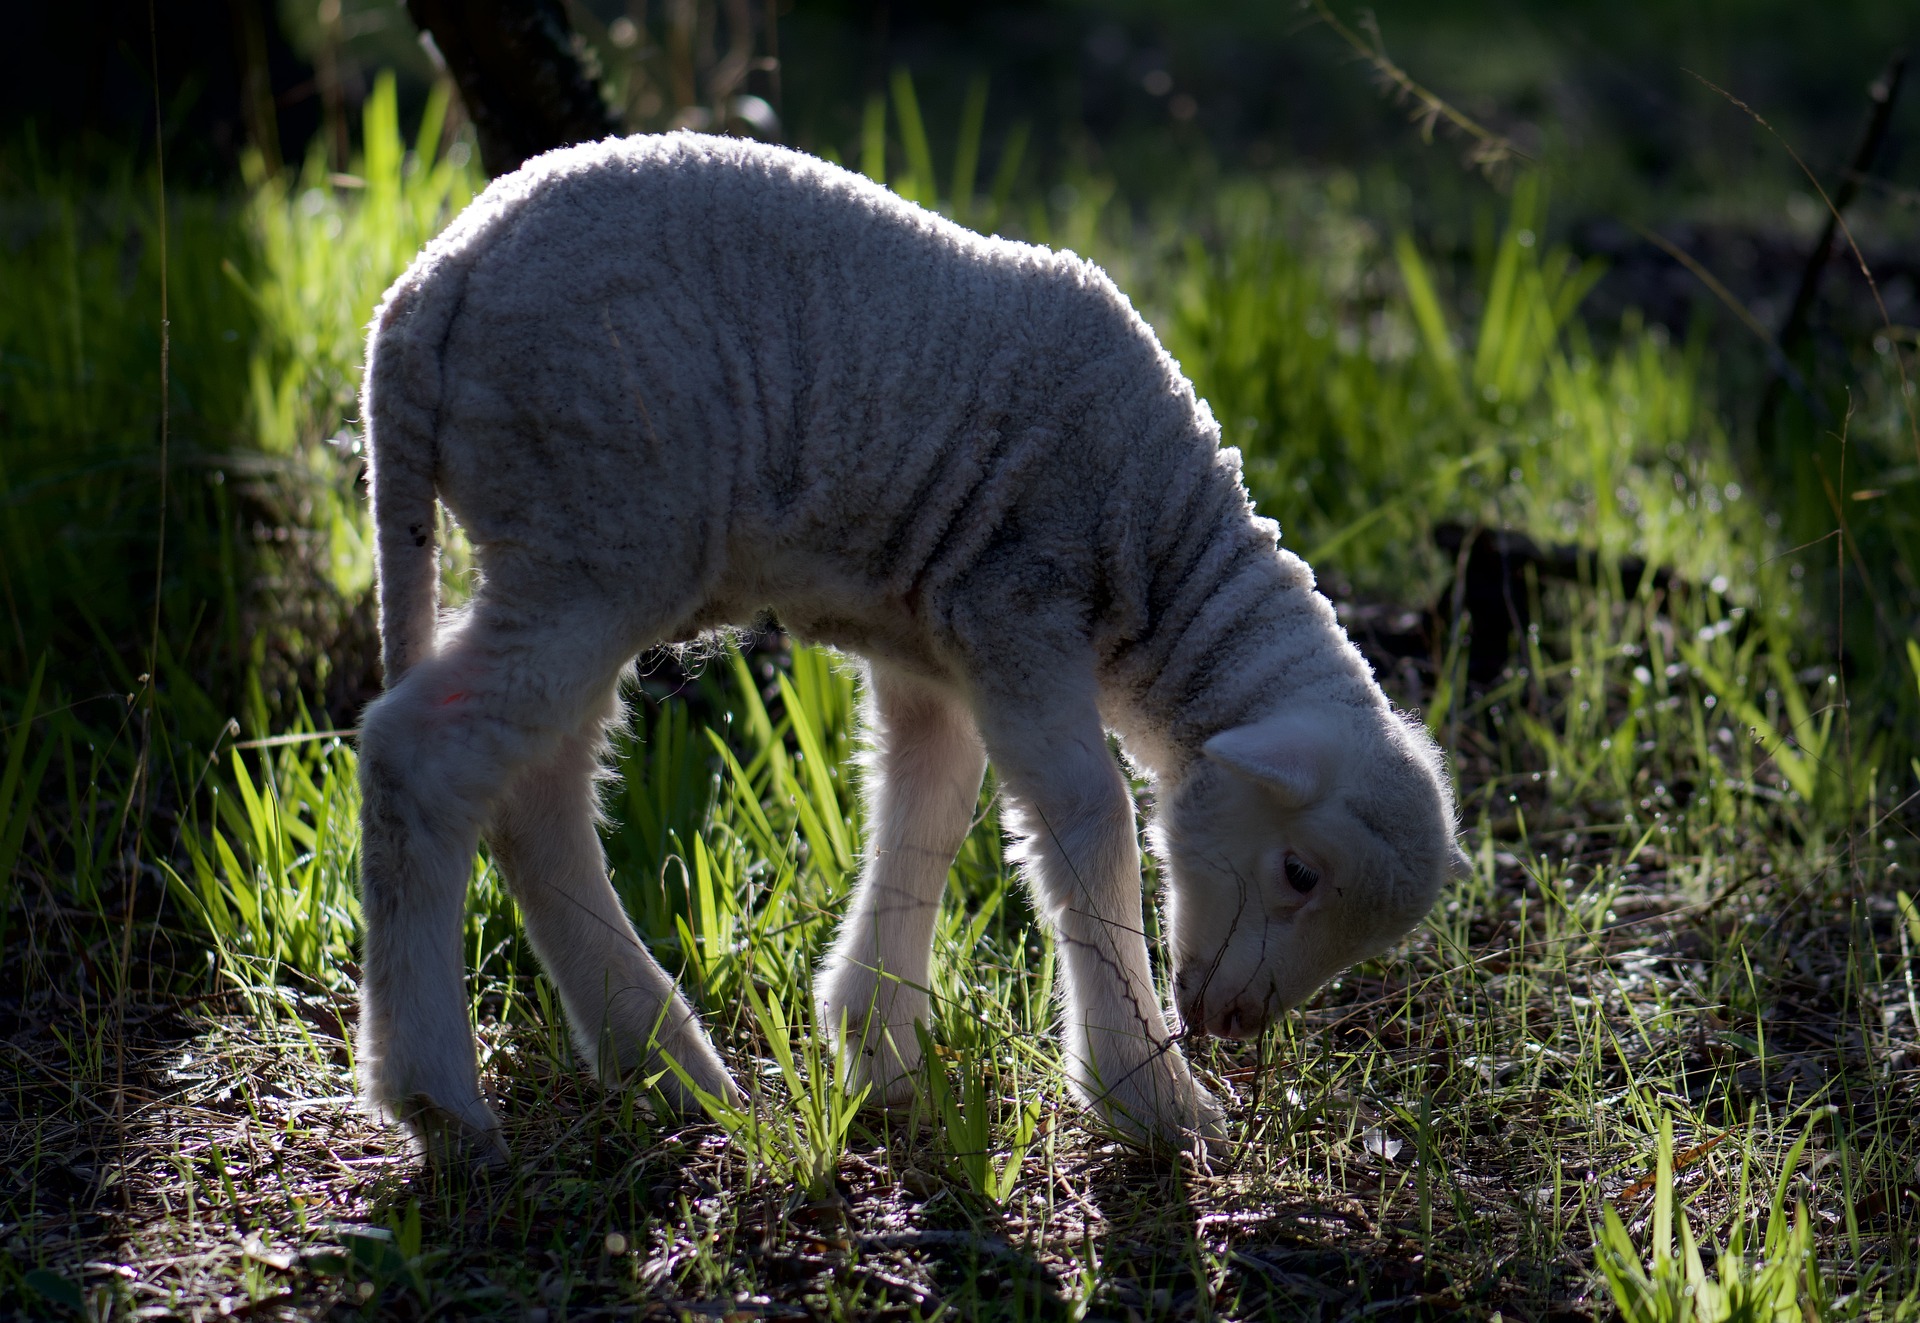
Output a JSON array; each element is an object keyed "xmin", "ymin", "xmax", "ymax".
[{"xmin": 1108, "ymin": 520, "xmax": 1381, "ymax": 783}]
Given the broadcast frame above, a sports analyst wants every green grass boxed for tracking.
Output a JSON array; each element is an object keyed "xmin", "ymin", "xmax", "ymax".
[
  {"xmin": 4, "ymin": 72, "xmax": 1919, "ymax": 1321},
  {"xmin": 0, "ymin": 140, "xmax": 254, "ymax": 722},
  {"xmin": 1597, "ymin": 1112, "xmax": 1828, "ymax": 1323}
]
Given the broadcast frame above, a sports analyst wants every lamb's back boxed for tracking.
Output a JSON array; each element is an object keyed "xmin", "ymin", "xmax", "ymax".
[{"xmin": 404, "ymin": 134, "xmax": 1212, "ymax": 653}]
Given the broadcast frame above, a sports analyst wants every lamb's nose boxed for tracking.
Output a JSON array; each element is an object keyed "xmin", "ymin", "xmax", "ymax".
[{"xmin": 1208, "ymin": 1004, "xmax": 1264, "ymax": 1040}]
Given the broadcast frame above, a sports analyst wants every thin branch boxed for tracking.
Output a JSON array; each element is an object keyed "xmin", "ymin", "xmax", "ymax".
[
  {"xmin": 1627, "ymin": 222, "xmax": 1823, "ymax": 417},
  {"xmin": 1301, "ymin": 0, "xmax": 1531, "ymax": 179},
  {"xmin": 1688, "ymin": 66, "xmax": 1920, "ymax": 463}
]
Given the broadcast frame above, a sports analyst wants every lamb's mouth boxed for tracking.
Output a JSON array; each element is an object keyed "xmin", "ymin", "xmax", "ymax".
[{"xmin": 1175, "ymin": 979, "xmax": 1280, "ymax": 1040}]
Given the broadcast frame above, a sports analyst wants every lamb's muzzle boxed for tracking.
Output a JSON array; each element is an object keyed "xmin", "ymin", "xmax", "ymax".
[{"xmin": 353, "ymin": 129, "xmax": 1467, "ymax": 1164}]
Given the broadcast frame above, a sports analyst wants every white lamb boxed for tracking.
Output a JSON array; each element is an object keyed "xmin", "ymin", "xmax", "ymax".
[{"xmin": 354, "ymin": 131, "xmax": 1468, "ymax": 1162}]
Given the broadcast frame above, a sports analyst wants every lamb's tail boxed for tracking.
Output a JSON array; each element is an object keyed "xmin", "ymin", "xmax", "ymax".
[{"xmin": 362, "ymin": 275, "xmax": 452, "ymax": 684}]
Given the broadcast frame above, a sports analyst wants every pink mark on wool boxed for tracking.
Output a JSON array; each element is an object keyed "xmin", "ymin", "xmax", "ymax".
[{"xmin": 439, "ymin": 690, "xmax": 469, "ymax": 707}]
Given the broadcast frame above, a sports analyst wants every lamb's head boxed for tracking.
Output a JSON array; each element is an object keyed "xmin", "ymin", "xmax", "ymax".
[{"xmin": 1153, "ymin": 706, "xmax": 1468, "ymax": 1039}]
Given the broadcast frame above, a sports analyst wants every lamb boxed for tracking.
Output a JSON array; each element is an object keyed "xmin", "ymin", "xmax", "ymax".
[{"xmin": 353, "ymin": 131, "xmax": 1469, "ymax": 1162}]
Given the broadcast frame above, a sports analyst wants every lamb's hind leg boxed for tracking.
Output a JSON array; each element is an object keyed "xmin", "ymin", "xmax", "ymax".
[
  {"xmin": 355, "ymin": 602, "xmax": 638, "ymax": 1163},
  {"xmin": 818, "ymin": 667, "xmax": 986, "ymax": 1105},
  {"xmin": 484, "ymin": 698, "xmax": 738, "ymax": 1111}
]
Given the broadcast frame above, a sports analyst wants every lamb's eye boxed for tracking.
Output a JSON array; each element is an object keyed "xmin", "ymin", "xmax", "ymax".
[{"xmin": 1283, "ymin": 855, "xmax": 1320, "ymax": 894}]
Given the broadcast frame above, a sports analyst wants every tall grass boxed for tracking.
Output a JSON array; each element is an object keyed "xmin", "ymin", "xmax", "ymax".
[
  {"xmin": 224, "ymin": 75, "xmax": 481, "ymax": 608},
  {"xmin": 0, "ymin": 77, "xmax": 482, "ymax": 1009},
  {"xmin": 0, "ymin": 74, "xmax": 483, "ymax": 763},
  {"xmin": 0, "ymin": 142, "xmax": 255, "ymax": 708},
  {"xmin": 1132, "ymin": 177, "xmax": 1760, "ymax": 588}
]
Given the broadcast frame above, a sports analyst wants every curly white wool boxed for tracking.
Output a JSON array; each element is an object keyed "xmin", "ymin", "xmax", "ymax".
[{"xmin": 353, "ymin": 132, "xmax": 1465, "ymax": 1162}]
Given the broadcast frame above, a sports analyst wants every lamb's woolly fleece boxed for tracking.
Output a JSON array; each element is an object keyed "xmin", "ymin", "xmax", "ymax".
[
  {"xmin": 356, "ymin": 132, "xmax": 1460, "ymax": 1159},
  {"xmin": 366, "ymin": 132, "xmax": 1382, "ymax": 761}
]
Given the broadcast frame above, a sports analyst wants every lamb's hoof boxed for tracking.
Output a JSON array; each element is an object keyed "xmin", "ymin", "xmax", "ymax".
[
  {"xmin": 1078, "ymin": 1056, "xmax": 1230, "ymax": 1159},
  {"xmin": 400, "ymin": 1092, "xmax": 509, "ymax": 1172},
  {"xmin": 824, "ymin": 1025, "xmax": 925, "ymax": 1111},
  {"xmin": 848, "ymin": 1044, "xmax": 921, "ymax": 1111},
  {"xmin": 1099, "ymin": 1090, "xmax": 1228, "ymax": 1160},
  {"xmin": 814, "ymin": 1006, "xmax": 925, "ymax": 1106},
  {"xmin": 1181, "ymin": 1085, "xmax": 1232, "ymax": 1160},
  {"xmin": 643, "ymin": 1043, "xmax": 746, "ymax": 1115}
]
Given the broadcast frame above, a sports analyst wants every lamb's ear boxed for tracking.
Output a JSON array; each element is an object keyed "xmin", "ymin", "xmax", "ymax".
[{"xmin": 1201, "ymin": 714, "xmax": 1341, "ymax": 808}]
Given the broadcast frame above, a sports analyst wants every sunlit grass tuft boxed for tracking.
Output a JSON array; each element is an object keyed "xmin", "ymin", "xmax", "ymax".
[{"xmin": 1592, "ymin": 1112, "xmax": 1920, "ymax": 1323}]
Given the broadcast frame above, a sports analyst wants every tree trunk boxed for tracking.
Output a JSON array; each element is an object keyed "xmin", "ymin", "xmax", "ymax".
[{"xmin": 406, "ymin": 0, "xmax": 621, "ymax": 177}]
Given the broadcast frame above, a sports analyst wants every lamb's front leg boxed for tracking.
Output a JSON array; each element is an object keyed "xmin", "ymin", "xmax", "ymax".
[
  {"xmin": 973, "ymin": 680, "xmax": 1224, "ymax": 1152},
  {"xmin": 818, "ymin": 669, "xmax": 986, "ymax": 1105}
]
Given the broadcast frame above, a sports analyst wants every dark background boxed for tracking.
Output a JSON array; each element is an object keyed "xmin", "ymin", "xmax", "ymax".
[
  {"xmin": 11, "ymin": 0, "xmax": 1917, "ymax": 348},
  {"xmin": 12, "ymin": 1, "xmax": 1916, "ymax": 213}
]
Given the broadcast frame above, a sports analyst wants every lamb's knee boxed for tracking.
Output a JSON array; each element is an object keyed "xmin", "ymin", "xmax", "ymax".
[
  {"xmin": 359, "ymin": 680, "xmax": 522, "ymax": 838},
  {"xmin": 357, "ymin": 686, "xmax": 447, "ymax": 807}
]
